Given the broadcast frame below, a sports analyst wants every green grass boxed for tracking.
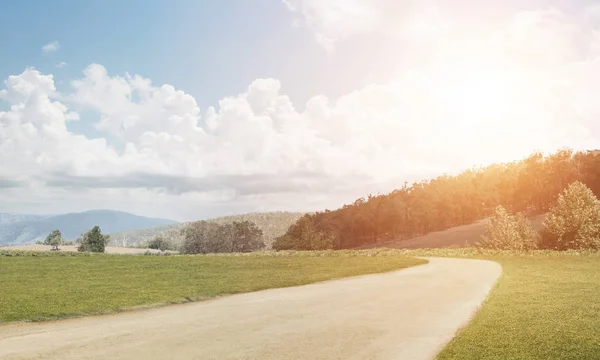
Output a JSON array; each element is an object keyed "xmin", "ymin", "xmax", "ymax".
[
  {"xmin": 0, "ymin": 253, "xmax": 425, "ymax": 322},
  {"xmin": 436, "ymin": 254, "xmax": 600, "ymax": 360}
]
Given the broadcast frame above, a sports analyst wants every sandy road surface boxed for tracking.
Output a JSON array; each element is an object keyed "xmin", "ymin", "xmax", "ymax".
[{"xmin": 0, "ymin": 257, "xmax": 501, "ymax": 360}]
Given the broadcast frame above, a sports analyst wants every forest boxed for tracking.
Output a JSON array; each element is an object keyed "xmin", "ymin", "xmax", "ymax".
[{"xmin": 274, "ymin": 149, "xmax": 600, "ymax": 250}]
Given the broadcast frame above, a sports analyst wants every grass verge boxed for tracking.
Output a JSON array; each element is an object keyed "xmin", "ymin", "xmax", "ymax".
[
  {"xmin": 436, "ymin": 254, "xmax": 600, "ymax": 360},
  {"xmin": 0, "ymin": 253, "xmax": 425, "ymax": 322}
]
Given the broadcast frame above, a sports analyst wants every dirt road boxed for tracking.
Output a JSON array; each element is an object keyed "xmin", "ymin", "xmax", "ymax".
[{"xmin": 0, "ymin": 257, "xmax": 501, "ymax": 360}]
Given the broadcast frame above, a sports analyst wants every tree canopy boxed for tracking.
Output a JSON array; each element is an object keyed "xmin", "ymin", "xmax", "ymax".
[
  {"xmin": 44, "ymin": 229, "xmax": 63, "ymax": 250},
  {"xmin": 181, "ymin": 220, "xmax": 264, "ymax": 254}
]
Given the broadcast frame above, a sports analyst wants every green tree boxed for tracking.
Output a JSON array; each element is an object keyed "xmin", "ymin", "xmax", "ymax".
[
  {"xmin": 77, "ymin": 226, "xmax": 109, "ymax": 253},
  {"xmin": 540, "ymin": 181, "xmax": 600, "ymax": 250},
  {"xmin": 180, "ymin": 220, "xmax": 265, "ymax": 254},
  {"xmin": 477, "ymin": 206, "xmax": 538, "ymax": 250},
  {"xmin": 273, "ymin": 216, "xmax": 333, "ymax": 251},
  {"xmin": 147, "ymin": 236, "xmax": 174, "ymax": 251},
  {"xmin": 229, "ymin": 221, "xmax": 265, "ymax": 252},
  {"xmin": 44, "ymin": 229, "xmax": 63, "ymax": 251}
]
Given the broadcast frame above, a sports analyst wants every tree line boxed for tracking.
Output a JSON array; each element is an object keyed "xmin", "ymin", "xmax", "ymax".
[
  {"xmin": 274, "ymin": 149, "xmax": 600, "ymax": 250},
  {"xmin": 38, "ymin": 226, "xmax": 110, "ymax": 252},
  {"xmin": 147, "ymin": 220, "xmax": 265, "ymax": 254},
  {"xmin": 40, "ymin": 220, "xmax": 266, "ymax": 255}
]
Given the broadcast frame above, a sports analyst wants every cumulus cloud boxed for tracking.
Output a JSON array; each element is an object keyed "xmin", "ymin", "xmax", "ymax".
[
  {"xmin": 2, "ymin": 5, "xmax": 600, "ymax": 219},
  {"xmin": 42, "ymin": 41, "xmax": 60, "ymax": 53}
]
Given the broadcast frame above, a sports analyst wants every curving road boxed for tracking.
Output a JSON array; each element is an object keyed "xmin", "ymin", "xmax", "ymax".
[{"xmin": 0, "ymin": 257, "xmax": 501, "ymax": 360}]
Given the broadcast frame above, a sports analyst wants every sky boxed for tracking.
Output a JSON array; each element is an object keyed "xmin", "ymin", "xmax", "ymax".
[{"xmin": 1, "ymin": 0, "xmax": 600, "ymax": 221}]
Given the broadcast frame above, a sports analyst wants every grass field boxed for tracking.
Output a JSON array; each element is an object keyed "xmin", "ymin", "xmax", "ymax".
[
  {"xmin": 0, "ymin": 253, "xmax": 425, "ymax": 322},
  {"xmin": 436, "ymin": 254, "xmax": 600, "ymax": 360}
]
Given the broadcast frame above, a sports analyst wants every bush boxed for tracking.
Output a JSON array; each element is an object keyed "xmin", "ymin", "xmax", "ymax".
[
  {"xmin": 540, "ymin": 182, "xmax": 600, "ymax": 250},
  {"xmin": 477, "ymin": 206, "xmax": 538, "ymax": 250},
  {"xmin": 147, "ymin": 236, "xmax": 174, "ymax": 251}
]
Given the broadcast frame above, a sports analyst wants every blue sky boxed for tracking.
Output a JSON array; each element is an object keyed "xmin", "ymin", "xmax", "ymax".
[
  {"xmin": 0, "ymin": 0, "xmax": 378, "ymax": 114},
  {"xmin": 1, "ymin": 0, "xmax": 600, "ymax": 220}
]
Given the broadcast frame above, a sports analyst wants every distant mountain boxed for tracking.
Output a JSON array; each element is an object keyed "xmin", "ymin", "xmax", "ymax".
[
  {"xmin": 109, "ymin": 211, "xmax": 305, "ymax": 249},
  {"xmin": 0, "ymin": 213, "xmax": 51, "ymax": 225},
  {"xmin": 0, "ymin": 210, "xmax": 177, "ymax": 246}
]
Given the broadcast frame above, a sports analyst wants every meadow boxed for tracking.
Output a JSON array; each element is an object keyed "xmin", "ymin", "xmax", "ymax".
[
  {"xmin": 0, "ymin": 252, "xmax": 425, "ymax": 322},
  {"xmin": 436, "ymin": 253, "xmax": 600, "ymax": 360}
]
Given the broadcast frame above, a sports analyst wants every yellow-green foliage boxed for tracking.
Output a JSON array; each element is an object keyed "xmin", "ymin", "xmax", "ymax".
[
  {"xmin": 478, "ymin": 206, "xmax": 538, "ymax": 250},
  {"xmin": 541, "ymin": 181, "xmax": 600, "ymax": 250}
]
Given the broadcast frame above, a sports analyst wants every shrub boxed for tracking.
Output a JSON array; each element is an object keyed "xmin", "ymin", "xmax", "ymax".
[
  {"xmin": 540, "ymin": 181, "xmax": 600, "ymax": 250},
  {"xmin": 147, "ymin": 236, "xmax": 174, "ymax": 251},
  {"xmin": 478, "ymin": 206, "xmax": 538, "ymax": 250}
]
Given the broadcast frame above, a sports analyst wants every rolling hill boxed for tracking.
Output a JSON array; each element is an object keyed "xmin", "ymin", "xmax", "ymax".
[
  {"xmin": 109, "ymin": 211, "xmax": 305, "ymax": 249},
  {"xmin": 0, "ymin": 210, "xmax": 177, "ymax": 246},
  {"xmin": 356, "ymin": 213, "xmax": 547, "ymax": 250}
]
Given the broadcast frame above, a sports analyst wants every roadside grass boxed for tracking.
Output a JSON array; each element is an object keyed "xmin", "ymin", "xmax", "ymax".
[
  {"xmin": 436, "ymin": 254, "xmax": 600, "ymax": 360},
  {"xmin": 0, "ymin": 253, "xmax": 425, "ymax": 322}
]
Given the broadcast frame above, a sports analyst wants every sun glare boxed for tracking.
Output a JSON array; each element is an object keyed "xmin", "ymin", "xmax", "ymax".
[{"xmin": 434, "ymin": 62, "xmax": 513, "ymax": 119}]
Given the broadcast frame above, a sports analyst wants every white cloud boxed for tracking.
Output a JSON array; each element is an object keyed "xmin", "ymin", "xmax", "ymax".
[
  {"xmin": 283, "ymin": 0, "xmax": 449, "ymax": 50},
  {"xmin": 56, "ymin": 62, "xmax": 68, "ymax": 68},
  {"xmin": 284, "ymin": 0, "xmax": 384, "ymax": 50},
  {"xmin": 42, "ymin": 41, "xmax": 60, "ymax": 53},
  {"xmin": 2, "ymin": 5, "xmax": 600, "ymax": 219}
]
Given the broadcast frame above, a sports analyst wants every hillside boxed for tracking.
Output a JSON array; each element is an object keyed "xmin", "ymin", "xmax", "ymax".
[
  {"xmin": 109, "ymin": 212, "xmax": 304, "ymax": 249},
  {"xmin": 0, "ymin": 210, "xmax": 177, "ymax": 246},
  {"xmin": 356, "ymin": 213, "xmax": 547, "ymax": 250},
  {"xmin": 275, "ymin": 148, "xmax": 600, "ymax": 250}
]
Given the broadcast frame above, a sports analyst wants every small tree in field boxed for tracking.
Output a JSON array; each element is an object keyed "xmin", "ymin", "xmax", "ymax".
[
  {"xmin": 540, "ymin": 181, "xmax": 600, "ymax": 250},
  {"xmin": 77, "ymin": 226, "xmax": 109, "ymax": 253},
  {"xmin": 478, "ymin": 206, "xmax": 538, "ymax": 250},
  {"xmin": 44, "ymin": 229, "xmax": 63, "ymax": 250}
]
